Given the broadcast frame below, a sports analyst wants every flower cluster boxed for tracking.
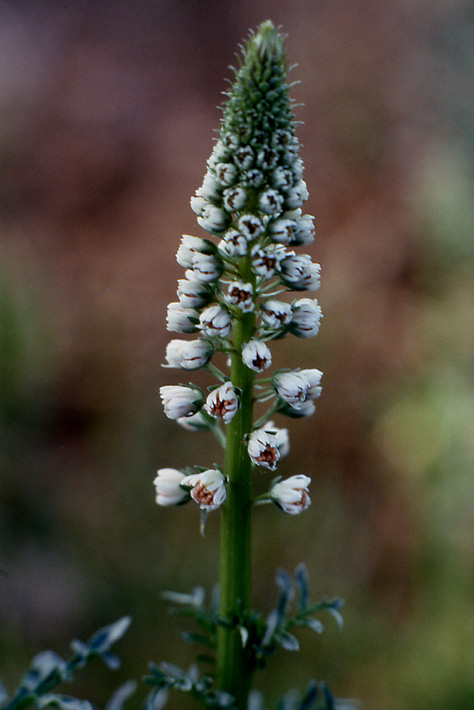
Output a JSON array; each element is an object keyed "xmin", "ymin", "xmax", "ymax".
[{"xmin": 155, "ymin": 21, "xmax": 323, "ymax": 519}]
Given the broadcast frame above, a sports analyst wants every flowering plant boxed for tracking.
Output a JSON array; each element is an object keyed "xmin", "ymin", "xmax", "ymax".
[
  {"xmin": 152, "ymin": 21, "xmax": 355, "ymax": 710},
  {"xmin": 0, "ymin": 21, "xmax": 356, "ymax": 710}
]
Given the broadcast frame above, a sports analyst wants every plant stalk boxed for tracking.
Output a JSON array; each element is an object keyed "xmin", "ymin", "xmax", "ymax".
[{"xmin": 217, "ymin": 263, "xmax": 256, "ymax": 708}]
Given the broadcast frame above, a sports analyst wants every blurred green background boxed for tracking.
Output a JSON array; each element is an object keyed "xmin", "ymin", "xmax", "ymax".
[{"xmin": 1, "ymin": 1, "xmax": 474, "ymax": 708}]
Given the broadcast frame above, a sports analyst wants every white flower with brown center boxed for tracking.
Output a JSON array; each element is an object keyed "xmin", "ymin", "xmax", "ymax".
[
  {"xmin": 181, "ymin": 469, "xmax": 227, "ymax": 511},
  {"xmin": 242, "ymin": 340, "xmax": 272, "ymax": 372},
  {"xmin": 261, "ymin": 299, "xmax": 292, "ymax": 329},
  {"xmin": 198, "ymin": 305, "xmax": 232, "ymax": 338},
  {"xmin": 226, "ymin": 282, "xmax": 254, "ymax": 312},
  {"xmin": 270, "ymin": 474, "xmax": 311, "ymax": 514},
  {"xmin": 247, "ymin": 429, "xmax": 280, "ymax": 470},
  {"xmin": 205, "ymin": 381, "xmax": 239, "ymax": 424}
]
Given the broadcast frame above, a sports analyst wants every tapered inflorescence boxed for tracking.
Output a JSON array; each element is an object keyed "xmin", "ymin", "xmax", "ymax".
[{"xmin": 155, "ymin": 20, "xmax": 323, "ymax": 518}]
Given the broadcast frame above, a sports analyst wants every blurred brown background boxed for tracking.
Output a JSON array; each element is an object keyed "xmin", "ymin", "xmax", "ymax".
[{"xmin": 1, "ymin": 1, "xmax": 474, "ymax": 709}]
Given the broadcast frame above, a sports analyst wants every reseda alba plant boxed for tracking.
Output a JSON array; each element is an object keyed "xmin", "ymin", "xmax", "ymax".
[
  {"xmin": 151, "ymin": 21, "xmax": 355, "ymax": 710},
  {"xmin": 0, "ymin": 21, "xmax": 356, "ymax": 710}
]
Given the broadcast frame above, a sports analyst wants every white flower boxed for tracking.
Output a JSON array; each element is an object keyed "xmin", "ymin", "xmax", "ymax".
[
  {"xmin": 190, "ymin": 193, "xmax": 207, "ymax": 216},
  {"xmin": 272, "ymin": 166, "xmax": 292, "ymax": 189},
  {"xmin": 242, "ymin": 169, "xmax": 264, "ymax": 187},
  {"xmin": 223, "ymin": 186, "xmax": 247, "ymax": 212},
  {"xmin": 248, "ymin": 429, "xmax": 280, "ymax": 470},
  {"xmin": 234, "ymin": 145, "xmax": 254, "ymax": 170},
  {"xmin": 199, "ymin": 305, "xmax": 232, "ymax": 338},
  {"xmin": 226, "ymin": 282, "xmax": 254, "ymax": 312},
  {"xmin": 270, "ymin": 475, "xmax": 311, "ymax": 514},
  {"xmin": 258, "ymin": 188, "xmax": 284, "ymax": 215},
  {"xmin": 264, "ymin": 421, "xmax": 290, "ymax": 458},
  {"xmin": 192, "ymin": 253, "xmax": 223, "ymax": 283},
  {"xmin": 238, "ymin": 214, "xmax": 265, "ymax": 241},
  {"xmin": 292, "ymin": 212, "xmax": 315, "ymax": 245},
  {"xmin": 154, "ymin": 468, "xmax": 189, "ymax": 506},
  {"xmin": 242, "ymin": 340, "xmax": 272, "ymax": 372},
  {"xmin": 222, "ymin": 132, "xmax": 239, "ymax": 151},
  {"xmin": 279, "ymin": 254, "xmax": 321, "ymax": 291},
  {"xmin": 299, "ymin": 368, "xmax": 323, "ymax": 399},
  {"xmin": 273, "ymin": 371, "xmax": 309, "ymax": 409},
  {"xmin": 160, "ymin": 385, "xmax": 203, "ymax": 419},
  {"xmin": 181, "ymin": 469, "xmax": 226, "ymax": 511},
  {"xmin": 197, "ymin": 204, "xmax": 230, "ymax": 234},
  {"xmin": 257, "ymin": 147, "xmax": 278, "ymax": 170},
  {"xmin": 176, "ymin": 235, "xmax": 215, "ymax": 269},
  {"xmin": 177, "ymin": 277, "xmax": 210, "ymax": 309},
  {"xmin": 268, "ymin": 218, "xmax": 297, "ymax": 244},
  {"xmin": 199, "ymin": 172, "xmax": 222, "ymax": 200},
  {"xmin": 284, "ymin": 180, "xmax": 309, "ymax": 209},
  {"xmin": 205, "ymin": 381, "xmax": 239, "ymax": 424},
  {"xmin": 164, "ymin": 339, "xmax": 213, "ymax": 370},
  {"xmin": 166, "ymin": 302, "xmax": 198, "ymax": 333},
  {"xmin": 290, "ymin": 298, "xmax": 322, "ymax": 338},
  {"xmin": 251, "ymin": 244, "xmax": 286, "ymax": 278},
  {"xmin": 214, "ymin": 162, "xmax": 237, "ymax": 186},
  {"xmin": 219, "ymin": 230, "xmax": 248, "ymax": 257},
  {"xmin": 261, "ymin": 299, "xmax": 292, "ymax": 329}
]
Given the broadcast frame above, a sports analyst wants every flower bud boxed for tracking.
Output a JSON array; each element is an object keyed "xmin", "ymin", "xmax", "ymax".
[
  {"xmin": 226, "ymin": 282, "xmax": 254, "ymax": 312},
  {"xmin": 205, "ymin": 381, "xmax": 239, "ymax": 424},
  {"xmin": 164, "ymin": 339, "xmax": 213, "ymax": 370},
  {"xmin": 199, "ymin": 305, "xmax": 232, "ymax": 338},
  {"xmin": 258, "ymin": 188, "xmax": 284, "ymax": 215},
  {"xmin": 197, "ymin": 204, "xmax": 230, "ymax": 234},
  {"xmin": 223, "ymin": 186, "xmax": 248, "ymax": 212},
  {"xmin": 270, "ymin": 474, "xmax": 311, "ymax": 514},
  {"xmin": 160, "ymin": 385, "xmax": 203, "ymax": 419},
  {"xmin": 248, "ymin": 429, "xmax": 280, "ymax": 470},
  {"xmin": 242, "ymin": 340, "xmax": 272, "ymax": 372},
  {"xmin": 251, "ymin": 244, "xmax": 286, "ymax": 278},
  {"xmin": 284, "ymin": 179, "xmax": 309, "ymax": 209},
  {"xmin": 176, "ymin": 235, "xmax": 216, "ymax": 269},
  {"xmin": 261, "ymin": 298, "xmax": 292, "ymax": 329},
  {"xmin": 238, "ymin": 214, "xmax": 265, "ymax": 241},
  {"xmin": 192, "ymin": 252, "xmax": 223, "ymax": 283},
  {"xmin": 181, "ymin": 469, "xmax": 227, "ymax": 511},
  {"xmin": 177, "ymin": 277, "xmax": 211, "ymax": 309},
  {"xmin": 214, "ymin": 162, "xmax": 237, "ymax": 186},
  {"xmin": 166, "ymin": 302, "xmax": 199, "ymax": 333},
  {"xmin": 272, "ymin": 371, "xmax": 309, "ymax": 409},
  {"xmin": 290, "ymin": 298, "xmax": 322, "ymax": 338},
  {"xmin": 154, "ymin": 468, "xmax": 189, "ymax": 506},
  {"xmin": 279, "ymin": 253, "xmax": 321, "ymax": 291},
  {"xmin": 219, "ymin": 230, "xmax": 248, "ymax": 257}
]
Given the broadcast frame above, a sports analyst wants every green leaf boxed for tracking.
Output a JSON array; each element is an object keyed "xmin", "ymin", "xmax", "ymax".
[
  {"xmin": 275, "ymin": 631, "xmax": 299, "ymax": 651},
  {"xmin": 18, "ymin": 652, "xmax": 66, "ymax": 694},
  {"xmin": 84, "ymin": 617, "xmax": 131, "ymax": 655},
  {"xmin": 104, "ymin": 681, "xmax": 137, "ymax": 710},
  {"xmin": 36, "ymin": 694, "xmax": 92, "ymax": 710}
]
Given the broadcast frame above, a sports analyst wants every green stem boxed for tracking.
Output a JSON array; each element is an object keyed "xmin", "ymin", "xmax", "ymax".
[{"xmin": 217, "ymin": 275, "xmax": 256, "ymax": 709}]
